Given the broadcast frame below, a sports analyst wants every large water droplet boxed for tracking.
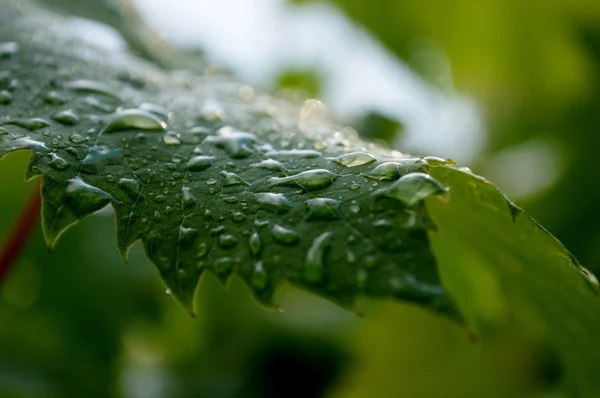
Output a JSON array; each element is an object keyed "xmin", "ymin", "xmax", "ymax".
[
  {"xmin": 221, "ymin": 171, "xmax": 250, "ymax": 186},
  {"xmin": 251, "ymin": 261, "xmax": 269, "ymax": 290},
  {"xmin": 65, "ymin": 176, "xmax": 112, "ymax": 215},
  {"xmin": 305, "ymin": 232, "xmax": 332, "ymax": 282},
  {"xmin": 373, "ymin": 172, "xmax": 447, "ymax": 207},
  {"xmin": 52, "ymin": 110, "xmax": 78, "ymax": 126},
  {"xmin": 64, "ymin": 79, "xmax": 121, "ymax": 99},
  {"xmin": 0, "ymin": 42, "xmax": 19, "ymax": 58},
  {"xmin": 328, "ymin": 152, "xmax": 376, "ymax": 167},
  {"xmin": 43, "ymin": 91, "xmax": 67, "ymax": 105},
  {"xmin": 266, "ymin": 149, "xmax": 321, "ymax": 158},
  {"xmin": 270, "ymin": 169, "xmax": 337, "ymax": 191},
  {"xmin": 48, "ymin": 153, "xmax": 69, "ymax": 170},
  {"xmin": 186, "ymin": 156, "xmax": 215, "ymax": 172},
  {"xmin": 271, "ymin": 225, "xmax": 300, "ymax": 246},
  {"xmin": 256, "ymin": 193, "xmax": 294, "ymax": 214},
  {"xmin": 162, "ymin": 131, "xmax": 182, "ymax": 145},
  {"xmin": 81, "ymin": 146, "xmax": 122, "ymax": 173},
  {"xmin": 251, "ymin": 158, "xmax": 288, "ymax": 174},
  {"xmin": 204, "ymin": 126, "xmax": 256, "ymax": 159},
  {"xmin": 0, "ymin": 90, "xmax": 12, "ymax": 105},
  {"xmin": 2, "ymin": 118, "xmax": 50, "ymax": 131},
  {"xmin": 179, "ymin": 227, "xmax": 198, "ymax": 249},
  {"xmin": 249, "ymin": 232, "xmax": 262, "ymax": 257},
  {"xmin": 305, "ymin": 198, "xmax": 340, "ymax": 221},
  {"xmin": 102, "ymin": 109, "xmax": 166, "ymax": 134},
  {"xmin": 180, "ymin": 187, "xmax": 197, "ymax": 209},
  {"xmin": 218, "ymin": 234, "xmax": 238, "ymax": 249},
  {"xmin": 118, "ymin": 178, "xmax": 141, "ymax": 200},
  {"xmin": 365, "ymin": 162, "xmax": 402, "ymax": 181}
]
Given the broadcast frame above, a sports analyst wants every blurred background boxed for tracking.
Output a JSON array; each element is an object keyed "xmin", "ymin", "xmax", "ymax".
[{"xmin": 1, "ymin": 0, "xmax": 599, "ymax": 396}]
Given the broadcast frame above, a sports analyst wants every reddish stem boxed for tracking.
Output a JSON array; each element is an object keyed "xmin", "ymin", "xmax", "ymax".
[{"xmin": 0, "ymin": 181, "xmax": 42, "ymax": 286}]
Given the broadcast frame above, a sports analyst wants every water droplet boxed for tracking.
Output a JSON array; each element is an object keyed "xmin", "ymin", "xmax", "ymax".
[
  {"xmin": 210, "ymin": 226, "xmax": 226, "ymax": 236},
  {"xmin": 206, "ymin": 178, "xmax": 218, "ymax": 185},
  {"xmin": 328, "ymin": 152, "xmax": 376, "ymax": 167},
  {"xmin": 254, "ymin": 219, "xmax": 269, "ymax": 229},
  {"xmin": 52, "ymin": 110, "xmax": 78, "ymax": 126},
  {"xmin": 102, "ymin": 109, "xmax": 166, "ymax": 134},
  {"xmin": 43, "ymin": 91, "xmax": 66, "ymax": 105},
  {"xmin": 271, "ymin": 225, "xmax": 300, "ymax": 245},
  {"xmin": 365, "ymin": 162, "xmax": 402, "ymax": 181},
  {"xmin": 305, "ymin": 232, "xmax": 332, "ymax": 282},
  {"xmin": 179, "ymin": 227, "xmax": 198, "ymax": 249},
  {"xmin": 251, "ymin": 260, "xmax": 269, "ymax": 290},
  {"xmin": 65, "ymin": 176, "xmax": 112, "ymax": 215},
  {"xmin": 184, "ymin": 155, "xmax": 215, "ymax": 173},
  {"xmin": 305, "ymin": 198, "xmax": 340, "ymax": 221},
  {"xmin": 422, "ymin": 156, "xmax": 454, "ymax": 165},
  {"xmin": 349, "ymin": 200, "xmax": 360, "ymax": 214},
  {"xmin": 118, "ymin": 178, "xmax": 141, "ymax": 200},
  {"xmin": 218, "ymin": 234, "xmax": 238, "ymax": 249},
  {"xmin": 373, "ymin": 172, "xmax": 447, "ymax": 207},
  {"xmin": 171, "ymin": 154, "xmax": 183, "ymax": 164},
  {"xmin": 270, "ymin": 169, "xmax": 337, "ymax": 191},
  {"xmin": 155, "ymin": 195, "xmax": 166, "ymax": 203},
  {"xmin": 197, "ymin": 242, "xmax": 208, "ymax": 258},
  {"xmin": 2, "ymin": 118, "xmax": 50, "ymax": 131},
  {"xmin": 7, "ymin": 137, "xmax": 47, "ymax": 151},
  {"xmin": 81, "ymin": 146, "xmax": 122, "ymax": 173},
  {"xmin": 257, "ymin": 193, "xmax": 294, "ymax": 214},
  {"xmin": 251, "ymin": 158, "xmax": 288, "ymax": 174},
  {"xmin": 204, "ymin": 126, "xmax": 256, "ymax": 158},
  {"xmin": 0, "ymin": 90, "xmax": 12, "ymax": 105},
  {"xmin": 69, "ymin": 134, "xmax": 82, "ymax": 144},
  {"xmin": 231, "ymin": 211, "xmax": 246, "ymax": 223},
  {"xmin": 223, "ymin": 196, "xmax": 239, "ymax": 204},
  {"xmin": 182, "ymin": 186, "xmax": 197, "ymax": 209},
  {"xmin": 221, "ymin": 171, "xmax": 250, "ymax": 186},
  {"xmin": 249, "ymin": 232, "xmax": 262, "ymax": 257},
  {"xmin": 266, "ymin": 149, "xmax": 321, "ymax": 158},
  {"xmin": 0, "ymin": 127, "xmax": 8, "ymax": 135},
  {"xmin": 0, "ymin": 42, "xmax": 19, "ymax": 58},
  {"xmin": 48, "ymin": 153, "xmax": 69, "ymax": 170},
  {"xmin": 162, "ymin": 131, "xmax": 182, "ymax": 145},
  {"xmin": 64, "ymin": 79, "xmax": 121, "ymax": 99}
]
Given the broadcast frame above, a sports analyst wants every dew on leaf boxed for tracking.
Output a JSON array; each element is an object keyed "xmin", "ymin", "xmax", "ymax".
[
  {"xmin": 138, "ymin": 102, "xmax": 170, "ymax": 119},
  {"xmin": 2, "ymin": 118, "xmax": 50, "ymax": 131},
  {"xmin": 271, "ymin": 224, "xmax": 300, "ymax": 246},
  {"xmin": 43, "ymin": 91, "xmax": 67, "ymax": 105},
  {"xmin": 221, "ymin": 171, "xmax": 250, "ymax": 186},
  {"xmin": 7, "ymin": 137, "xmax": 47, "ymax": 151},
  {"xmin": 64, "ymin": 176, "xmax": 112, "ymax": 216},
  {"xmin": 251, "ymin": 158, "xmax": 288, "ymax": 174},
  {"xmin": 270, "ymin": 169, "xmax": 337, "ymax": 191},
  {"xmin": 374, "ymin": 172, "xmax": 448, "ymax": 207},
  {"xmin": 118, "ymin": 178, "xmax": 141, "ymax": 200},
  {"xmin": 182, "ymin": 186, "xmax": 197, "ymax": 209},
  {"xmin": 178, "ymin": 226, "xmax": 198, "ymax": 249},
  {"xmin": 365, "ymin": 162, "xmax": 402, "ymax": 181},
  {"xmin": 162, "ymin": 131, "xmax": 181, "ymax": 145},
  {"xmin": 0, "ymin": 42, "xmax": 19, "ymax": 58},
  {"xmin": 0, "ymin": 90, "xmax": 12, "ymax": 105},
  {"xmin": 256, "ymin": 192, "xmax": 294, "ymax": 214},
  {"xmin": 51, "ymin": 110, "xmax": 78, "ymax": 126},
  {"xmin": 305, "ymin": 231, "xmax": 332, "ymax": 283},
  {"xmin": 204, "ymin": 126, "xmax": 256, "ymax": 159},
  {"xmin": 64, "ymin": 79, "xmax": 121, "ymax": 99},
  {"xmin": 218, "ymin": 234, "xmax": 238, "ymax": 249},
  {"xmin": 251, "ymin": 261, "xmax": 268, "ymax": 290},
  {"xmin": 231, "ymin": 211, "xmax": 246, "ymax": 223},
  {"xmin": 48, "ymin": 153, "xmax": 69, "ymax": 170},
  {"xmin": 102, "ymin": 109, "xmax": 167, "ymax": 134},
  {"xmin": 197, "ymin": 242, "xmax": 208, "ymax": 258},
  {"xmin": 328, "ymin": 152, "xmax": 376, "ymax": 167},
  {"xmin": 69, "ymin": 133, "xmax": 82, "ymax": 143},
  {"xmin": 249, "ymin": 232, "xmax": 262, "ymax": 257},
  {"xmin": 305, "ymin": 198, "xmax": 341, "ymax": 221},
  {"xmin": 266, "ymin": 149, "xmax": 321, "ymax": 158},
  {"xmin": 186, "ymin": 156, "xmax": 215, "ymax": 172}
]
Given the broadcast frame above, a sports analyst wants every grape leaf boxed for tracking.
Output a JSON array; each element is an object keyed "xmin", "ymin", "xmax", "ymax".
[{"xmin": 0, "ymin": 9, "xmax": 456, "ymax": 316}]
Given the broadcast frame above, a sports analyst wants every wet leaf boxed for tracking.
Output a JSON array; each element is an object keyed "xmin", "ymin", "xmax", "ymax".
[{"xmin": 0, "ymin": 9, "xmax": 454, "ymax": 316}]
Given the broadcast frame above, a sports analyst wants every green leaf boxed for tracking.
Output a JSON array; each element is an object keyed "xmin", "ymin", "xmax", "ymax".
[
  {"xmin": 0, "ymin": 9, "xmax": 455, "ymax": 316},
  {"xmin": 427, "ymin": 166, "xmax": 600, "ymax": 396}
]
